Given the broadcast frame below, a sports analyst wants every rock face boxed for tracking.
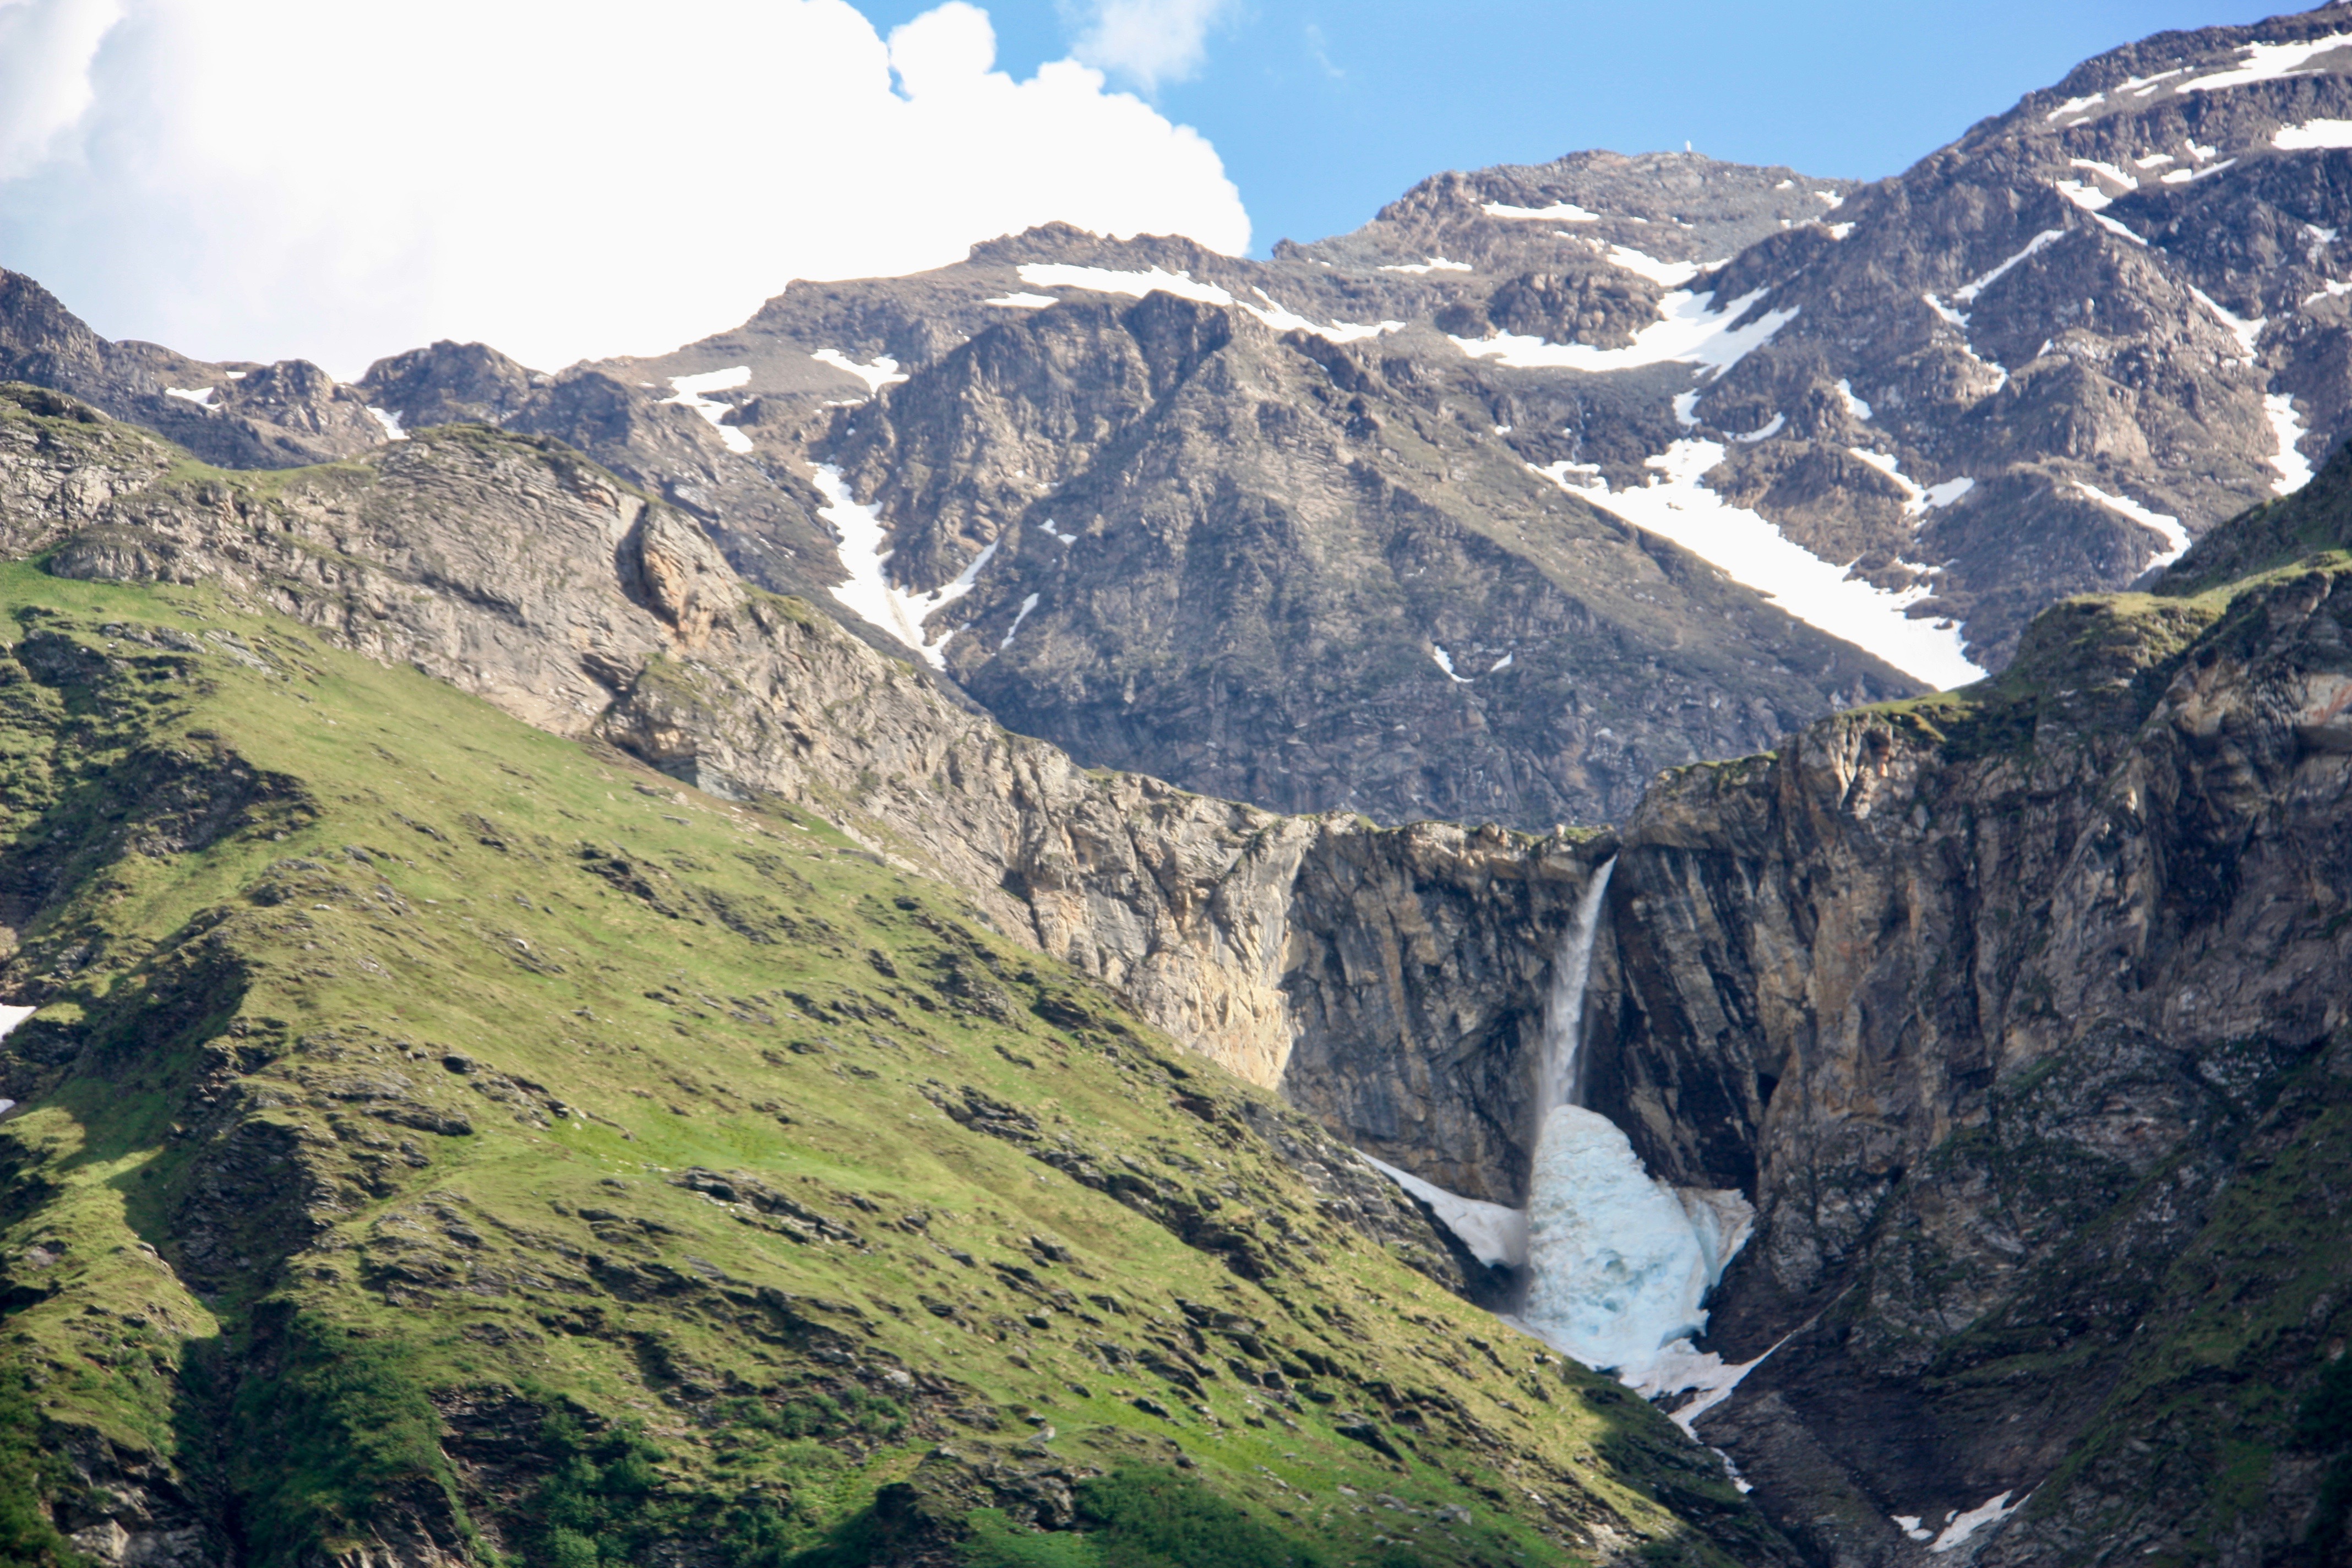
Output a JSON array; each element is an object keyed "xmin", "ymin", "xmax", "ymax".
[
  {"xmin": 1553, "ymin": 465, "xmax": 2352, "ymax": 1563},
  {"xmin": 0, "ymin": 383, "xmax": 1611, "ymax": 1170},
  {"xmin": 25, "ymin": 13, "xmax": 2352, "ymax": 836}
]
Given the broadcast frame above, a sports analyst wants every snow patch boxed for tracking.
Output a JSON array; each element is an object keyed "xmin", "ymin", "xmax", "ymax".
[
  {"xmin": 2182, "ymin": 34, "xmax": 2352, "ymax": 94},
  {"xmin": 1431, "ymin": 646, "xmax": 1472, "ymax": 683},
  {"xmin": 0, "ymin": 1005, "xmax": 35, "ymax": 1041},
  {"xmin": 984, "ymin": 292, "xmax": 1059, "ymax": 309},
  {"xmin": 2072, "ymin": 481, "xmax": 2191, "ymax": 568},
  {"xmin": 1014, "ymin": 264, "xmax": 1401, "ymax": 344},
  {"xmin": 1733, "ymin": 413, "xmax": 1785, "ymax": 443},
  {"xmin": 2188, "ymin": 286, "xmax": 2264, "ymax": 362},
  {"xmin": 366, "ymin": 405, "xmax": 407, "ymax": 441},
  {"xmin": 809, "ymin": 350, "xmax": 907, "ymax": 399},
  {"xmin": 1604, "ymin": 244, "xmax": 1703, "ymax": 287},
  {"xmin": 2278, "ymin": 118, "xmax": 2352, "ymax": 149},
  {"xmin": 2267, "ymin": 393, "xmax": 2317, "ymax": 494},
  {"xmin": 1837, "ymin": 379, "xmax": 1874, "ymax": 421},
  {"xmin": 1827, "ymin": 221, "xmax": 1856, "ymax": 241},
  {"xmin": 813, "ymin": 465, "xmax": 1000, "ymax": 669},
  {"xmin": 1534, "ymin": 442, "xmax": 1987, "ymax": 689},
  {"xmin": 1358, "ymin": 1152, "xmax": 1526, "ymax": 1268},
  {"xmin": 998, "ymin": 592, "xmax": 1041, "ymax": 651},
  {"xmin": 2054, "ymin": 177, "xmax": 2113, "ymax": 214},
  {"xmin": 1852, "ymin": 448, "xmax": 1973, "ymax": 518},
  {"xmin": 1380, "ymin": 257, "xmax": 1473, "ymax": 274},
  {"xmin": 1483, "ymin": 199, "xmax": 1600, "ymax": 222},
  {"xmin": 164, "ymin": 386, "xmax": 216, "ymax": 409},
  {"xmin": 2044, "ymin": 90, "xmax": 2105, "ymax": 122},
  {"xmin": 663, "ymin": 367, "xmax": 756, "ymax": 454},
  {"xmin": 1894, "ymin": 1517, "xmax": 1934, "ymax": 1543},
  {"xmin": 1956, "ymin": 229, "xmax": 2068, "ymax": 303},
  {"xmin": 1489, "ymin": 652, "xmax": 1515, "ymax": 673},
  {"xmin": 2070, "ymin": 156, "xmax": 2139, "ymax": 192},
  {"xmin": 1930, "ymin": 1491, "xmax": 2027, "ymax": 1553},
  {"xmin": 1673, "ymin": 390, "xmax": 1702, "ymax": 428},
  {"xmin": 1924, "ymin": 292, "xmax": 1972, "ymax": 330},
  {"xmin": 1453, "ymin": 287, "xmax": 1797, "ymax": 380}
]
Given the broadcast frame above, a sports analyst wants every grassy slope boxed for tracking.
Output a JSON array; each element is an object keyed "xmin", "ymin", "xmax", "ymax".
[{"xmin": 0, "ymin": 565, "xmax": 1780, "ymax": 1568}]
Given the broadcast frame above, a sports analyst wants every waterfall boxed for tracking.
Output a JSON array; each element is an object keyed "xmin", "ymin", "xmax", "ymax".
[
  {"xmin": 1518, "ymin": 854, "xmax": 1755, "ymax": 1380},
  {"xmin": 1533, "ymin": 856, "xmax": 1616, "ymax": 1124}
]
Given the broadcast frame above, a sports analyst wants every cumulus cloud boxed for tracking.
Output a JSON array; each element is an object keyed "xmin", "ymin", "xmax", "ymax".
[
  {"xmin": 1068, "ymin": 0, "xmax": 1233, "ymax": 91},
  {"xmin": 0, "ymin": 0, "xmax": 1249, "ymax": 375}
]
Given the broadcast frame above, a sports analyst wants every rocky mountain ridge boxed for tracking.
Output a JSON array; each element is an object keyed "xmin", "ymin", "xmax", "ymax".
[{"xmin": 20, "ymin": 7, "xmax": 2352, "ymax": 831}]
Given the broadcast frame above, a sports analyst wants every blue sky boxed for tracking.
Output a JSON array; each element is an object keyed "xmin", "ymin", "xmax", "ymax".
[{"xmin": 854, "ymin": 0, "xmax": 2288, "ymax": 252}]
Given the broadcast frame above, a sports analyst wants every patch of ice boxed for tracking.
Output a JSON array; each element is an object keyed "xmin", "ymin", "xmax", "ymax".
[
  {"xmin": 2278, "ymin": 118, "xmax": 2352, "ymax": 150},
  {"xmin": 1734, "ymin": 413, "xmax": 1785, "ymax": 443},
  {"xmin": 164, "ymin": 386, "xmax": 216, "ymax": 409},
  {"xmin": 2188, "ymin": 286, "xmax": 2264, "ymax": 363},
  {"xmin": 1519, "ymin": 1106, "xmax": 1754, "ymax": 1376},
  {"xmin": 1380, "ymin": 257, "xmax": 1474, "ymax": 274},
  {"xmin": 1431, "ymin": 645, "xmax": 1472, "ymax": 683},
  {"xmin": 1452, "ymin": 287, "xmax": 1798, "ymax": 380},
  {"xmin": 1489, "ymin": 652, "xmax": 1515, "ymax": 672},
  {"xmin": 985, "ymin": 292, "xmax": 1060, "ymax": 309},
  {"xmin": 366, "ymin": 406, "xmax": 408, "ymax": 442},
  {"xmin": 1605, "ymin": 244, "xmax": 1703, "ymax": 287},
  {"xmin": 813, "ymin": 465, "xmax": 1000, "ymax": 669},
  {"xmin": 1837, "ymin": 379, "xmax": 1874, "ymax": 421},
  {"xmin": 2267, "ymin": 392, "xmax": 2317, "ymax": 494},
  {"xmin": 1930, "ymin": 1491, "xmax": 2027, "ymax": 1553},
  {"xmin": 2072, "ymin": 481, "xmax": 2191, "ymax": 567},
  {"xmin": 1484, "ymin": 199, "xmax": 1601, "ymax": 222},
  {"xmin": 2182, "ymin": 34, "xmax": 2352, "ymax": 94},
  {"xmin": 2162, "ymin": 158, "xmax": 2238, "ymax": 184},
  {"xmin": 2044, "ymin": 89, "xmax": 2106, "ymax": 122},
  {"xmin": 998, "ymin": 592, "xmax": 1042, "ymax": 651},
  {"xmin": 810, "ymin": 350, "xmax": 907, "ymax": 399},
  {"xmin": 1955, "ymin": 229, "xmax": 2068, "ymax": 303},
  {"xmin": 1624, "ymin": 1330, "xmax": 1784, "ymax": 1441},
  {"xmin": 1534, "ymin": 442, "xmax": 1987, "ymax": 688},
  {"xmin": 1359, "ymin": 1152, "xmax": 1527, "ymax": 1268}
]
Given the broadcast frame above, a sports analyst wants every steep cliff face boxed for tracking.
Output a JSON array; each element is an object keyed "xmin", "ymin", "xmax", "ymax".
[
  {"xmin": 0, "ymin": 384, "xmax": 1618, "ymax": 1136},
  {"xmin": 1560, "ymin": 478, "xmax": 2352, "ymax": 1562}
]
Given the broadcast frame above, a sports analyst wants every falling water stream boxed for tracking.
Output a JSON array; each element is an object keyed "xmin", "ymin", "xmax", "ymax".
[{"xmin": 1517, "ymin": 858, "xmax": 1753, "ymax": 1381}]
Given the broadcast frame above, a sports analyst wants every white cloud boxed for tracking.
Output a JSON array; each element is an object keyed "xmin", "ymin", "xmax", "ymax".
[
  {"xmin": 0, "ymin": 0, "xmax": 1249, "ymax": 377},
  {"xmin": 1068, "ymin": 0, "xmax": 1232, "ymax": 91}
]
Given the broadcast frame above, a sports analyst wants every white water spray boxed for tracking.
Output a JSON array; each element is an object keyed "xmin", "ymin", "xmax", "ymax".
[{"xmin": 1533, "ymin": 857, "xmax": 1616, "ymax": 1117}]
